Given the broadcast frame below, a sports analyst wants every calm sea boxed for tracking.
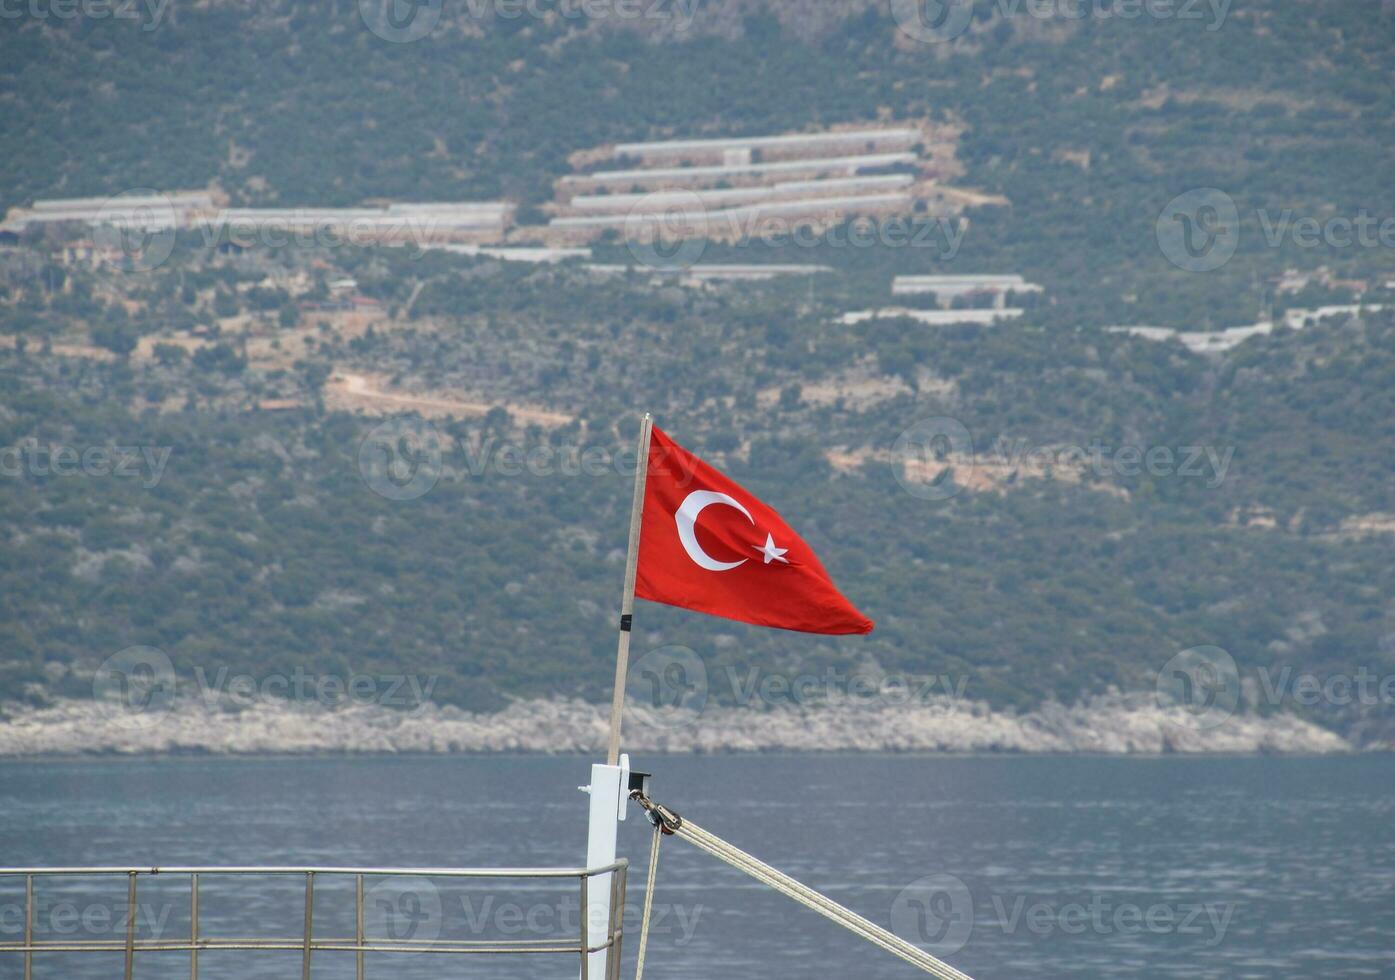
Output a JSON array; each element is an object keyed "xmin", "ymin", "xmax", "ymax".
[{"xmin": 1, "ymin": 754, "xmax": 1392, "ymax": 979}]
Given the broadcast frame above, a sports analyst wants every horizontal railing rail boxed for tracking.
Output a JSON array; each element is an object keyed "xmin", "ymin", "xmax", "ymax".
[{"xmin": 0, "ymin": 861, "xmax": 629, "ymax": 980}]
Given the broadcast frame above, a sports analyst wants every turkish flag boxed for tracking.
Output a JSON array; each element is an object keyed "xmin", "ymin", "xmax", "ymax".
[{"xmin": 634, "ymin": 425, "xmax": 874, "ymax": 635}]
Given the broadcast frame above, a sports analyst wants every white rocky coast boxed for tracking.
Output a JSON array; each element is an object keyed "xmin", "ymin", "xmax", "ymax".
[{"xmin": 0, "ymin": 693, "xmax": 1351, "ymax": 756}]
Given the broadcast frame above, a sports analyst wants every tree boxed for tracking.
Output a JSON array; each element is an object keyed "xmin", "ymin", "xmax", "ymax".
[
  {"xmin": 91, "ymin": 323, "xmax": 138, "ymax": 358},
  {"xmin": 153, "ymin": 343, "xmax": 188, "ymax": 366},
  {"xmin": 193, "ymin": 343, "xmax": 247, "ymax": 374}
]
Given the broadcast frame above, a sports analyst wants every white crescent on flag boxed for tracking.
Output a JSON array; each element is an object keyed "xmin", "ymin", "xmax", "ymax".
[{"xmin": 674, "ymin": 490, "xmax": 753, "ymax": 572}]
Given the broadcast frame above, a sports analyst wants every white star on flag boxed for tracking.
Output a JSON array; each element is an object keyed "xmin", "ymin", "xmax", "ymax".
[{"xmin": 755, "ymin": 533, "xmax": 789, "ymax": 565}]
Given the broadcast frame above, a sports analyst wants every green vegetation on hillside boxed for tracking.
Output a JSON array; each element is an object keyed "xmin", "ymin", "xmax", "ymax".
[{"xmin": 2, "ymin": 1, "xmax": 1394, "ymax": 744}]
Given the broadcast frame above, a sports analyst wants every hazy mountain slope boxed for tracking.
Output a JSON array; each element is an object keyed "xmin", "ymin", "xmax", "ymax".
[{"xmin": 2, "ymin": 0, "xmax": 1394, "ymax": 749}]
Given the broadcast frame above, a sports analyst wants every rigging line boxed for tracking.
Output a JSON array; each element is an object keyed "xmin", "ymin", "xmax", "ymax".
[
  {"xmin": 633, "ymin": 820, "xmax": 664, "ymax": 980},
  {"xmin": 631, "ymin": 794, "xmax": 975, "ymax": 980},
  {"xmin": 680, "ymin": 821, "xmax": 973, "ymax": 980}
]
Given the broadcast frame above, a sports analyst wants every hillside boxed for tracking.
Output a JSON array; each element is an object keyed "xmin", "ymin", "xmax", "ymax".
[{"xmin": 1, "ymin": 0, "xmax": 1393, "ymax": 751}]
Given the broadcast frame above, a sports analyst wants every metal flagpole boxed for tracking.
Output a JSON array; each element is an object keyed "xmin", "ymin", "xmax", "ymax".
[
  {"xmin": 581, "ymin": 413, "xmax": 652, "ymax": 980},
  {"xmin": 606, "ymin": 412, "xmax": 653, "ymax": 766}
]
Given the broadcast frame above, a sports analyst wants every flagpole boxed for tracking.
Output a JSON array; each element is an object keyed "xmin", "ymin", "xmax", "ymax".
[{"xmin": 606, "ymin": 412, "xmax": 653, "ymax": 766}]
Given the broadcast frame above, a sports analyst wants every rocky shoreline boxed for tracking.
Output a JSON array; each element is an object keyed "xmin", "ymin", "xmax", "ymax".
[{"xmin": 0, "ymin": 693, "xmax": 1358, "ymax": 757}]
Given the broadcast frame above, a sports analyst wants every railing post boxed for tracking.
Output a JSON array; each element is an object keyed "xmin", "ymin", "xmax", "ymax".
[
  {"xmin": 124, "ymin": 871, "xmax": 137, "ymax": 980},
  {"xmin": 301, "ymin": 871, "xmax": 315, "ymax": 980},
  {"xmin": 579, "ymin": 874, "xmax": 590, "ymax": 980},
  {"xmin": 606, "ymin": 864, "xmax": 625, "ymax": 980},
  {"xmin": 23, "ymin": 874, "xmax": 32, "ymax": 980},
  {"xmin": 190, "ymin": 874, "xmax": 199, "ymax": 980},
  {"xmin": 356, "ymin": 873, "xmax": 365, "ymax": 980}
]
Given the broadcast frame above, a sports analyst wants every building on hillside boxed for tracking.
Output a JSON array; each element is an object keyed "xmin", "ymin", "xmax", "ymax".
[
  {"xmin": 585, "ymin": 263, "xmax": 830, "ymax": 287},
  {"xmin": 1, "ymin": 194, "xmax": 512, "ymax": 246},
  {"xmin": 892, "ymin": 274, "xmax": 1044, "ymax": 309},
  {"xmin": 610, "ymin": 128, "xmax": 922, "ymax": 166},
  {"xmin": 1108, "ymin": 304, "xmax": 1387, "ymax": 354},
  {"xmin": 56, "ymin": 240, "xmax": 127, "ymax": 267},
  {"xmin": 546, "ymin": 123, "xmax": 966, "ymax": 246},
  {"xmin": 1283, "ymin": 304, "xmax": 1384, "ymax": 328},
  {"xmin": 211, "ymin": 202, "xmax": 513, "ymax": 244},
  {"xmin": 1106, "ymin": 323, "xmax": 1274, "ymax": 354},
  {"xmin": 840, "ymin": 307, "xmax": 1025, "ymax": 327},
  {"xmin": 1, "ymin": 191, "xmax": 221, "ymax": 233},
  {"xmin": 1271, "ymin": 265, "xmax": 1370, "ymax": 298},
  {"xmin": 423, "ymin": 244, "xmax": 592, "ymax": 263}
]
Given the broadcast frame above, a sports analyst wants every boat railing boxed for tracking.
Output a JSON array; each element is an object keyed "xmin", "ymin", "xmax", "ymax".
[{"xmin": 0, "ymin": 861, "xmax": 629, "ymax": 980}]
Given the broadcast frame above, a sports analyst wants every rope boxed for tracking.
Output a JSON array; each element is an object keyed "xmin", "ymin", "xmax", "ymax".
[
  {"xmin": 632, "ymin": 794, "xmax": 974, "ymax": 980},
  {"xmin": 632, "ymin": 822, "xmax": 663, "ymax": 980}
]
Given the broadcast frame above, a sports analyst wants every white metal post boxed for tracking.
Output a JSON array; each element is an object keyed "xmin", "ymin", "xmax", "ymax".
[{"xmin": 582, "ymin": 756, "xmax": 629, "ymax": 979}]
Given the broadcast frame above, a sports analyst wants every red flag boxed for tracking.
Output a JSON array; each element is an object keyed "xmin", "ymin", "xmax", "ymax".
[{"xmin": 634, "ymin": 425, "xmax": 873, "ymax": 635}]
